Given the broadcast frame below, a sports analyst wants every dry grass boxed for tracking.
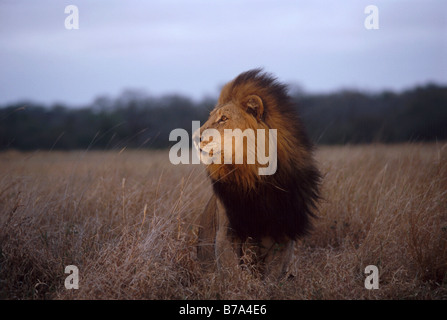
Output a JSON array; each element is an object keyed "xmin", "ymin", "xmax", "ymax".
[{"xmin": 0, "ymin": 143, "xmax": 446, "ymax": 300}]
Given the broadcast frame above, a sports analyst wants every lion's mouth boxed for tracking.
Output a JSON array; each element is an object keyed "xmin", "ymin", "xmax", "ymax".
[
  {"xmin": 197, "ymin": 140, "xmax": 221, "ymax": 158},
  {"xmin": 199, "ymin": 147, "xmax": 221, "ymax": 157}
]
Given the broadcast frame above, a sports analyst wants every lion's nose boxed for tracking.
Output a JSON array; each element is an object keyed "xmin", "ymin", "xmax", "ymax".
[{"xmin": 192, "ymin": 128, "xmax": 201, "ymax": 150}]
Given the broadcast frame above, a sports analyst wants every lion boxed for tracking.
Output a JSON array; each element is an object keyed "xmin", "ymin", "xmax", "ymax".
[{"xmin": 193, "ymin": 69, "xmax": 321, "ymax": 279}]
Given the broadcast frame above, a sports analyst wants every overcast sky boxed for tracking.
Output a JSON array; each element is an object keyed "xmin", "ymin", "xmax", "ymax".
[{"xmin": 0, "ymin": 0, "xmax": 446, "ymax": 106}]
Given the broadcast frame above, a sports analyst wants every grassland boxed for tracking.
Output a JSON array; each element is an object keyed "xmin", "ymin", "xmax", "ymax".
[{"xmin": 0, "ymin": 143, "xmax": 446, "ymax": 299}]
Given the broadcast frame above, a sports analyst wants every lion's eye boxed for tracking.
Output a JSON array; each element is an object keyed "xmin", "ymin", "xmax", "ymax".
[{"xmin": 219, "ymin": 115, "xmax": 228, "ymax": 123}]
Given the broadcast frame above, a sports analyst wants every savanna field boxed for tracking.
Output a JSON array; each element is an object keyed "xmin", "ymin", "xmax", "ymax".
[{"xmin": 0, "ymin": 143, "xmax": 446, "ymax": 300}]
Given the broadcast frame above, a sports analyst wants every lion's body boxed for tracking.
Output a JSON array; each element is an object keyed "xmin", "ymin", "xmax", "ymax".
[{"xmin": 195, "ymin": 69, "xmax": 321, "ymax": 279}]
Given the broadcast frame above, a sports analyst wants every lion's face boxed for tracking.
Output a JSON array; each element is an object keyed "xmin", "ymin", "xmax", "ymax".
[
  {"xmin": 193, "ymin": 93, "xmax": 274, "ymax": 183},
  {"xmin": 193, "ymin": 103, "xmax": 253, "ymax": 158},
  {"xmin": 193, "ymin": 94, "xmax": 263, "ymax": 160}
]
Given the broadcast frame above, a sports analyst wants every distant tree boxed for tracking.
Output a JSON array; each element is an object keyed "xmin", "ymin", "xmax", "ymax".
[{"xmin": 1, "ymin": 84, "xmax": 446, "ymax": 150}]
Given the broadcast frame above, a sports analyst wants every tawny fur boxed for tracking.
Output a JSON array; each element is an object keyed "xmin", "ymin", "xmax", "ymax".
[{"xmin": 196, "ymin": 69, "xmax": 321, "ymax": 279}]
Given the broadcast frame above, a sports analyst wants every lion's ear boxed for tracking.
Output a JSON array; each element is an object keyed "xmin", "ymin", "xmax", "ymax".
[{"xmin": 243, "ymin": 95, "xmax": 264, "ymax": 122}]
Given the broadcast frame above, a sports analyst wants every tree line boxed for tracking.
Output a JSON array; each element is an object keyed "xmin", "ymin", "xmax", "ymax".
[{"xmin": 0, "ymin": 84, "xmax": 446, "ymax": 150}]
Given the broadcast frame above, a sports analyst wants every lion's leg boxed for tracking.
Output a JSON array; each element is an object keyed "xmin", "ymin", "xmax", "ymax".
[
  {"xmin": 240, "ymin": 238, "xmax": 259, "ymax": 272},
  {"xmin": 214, "ymin": 198, "xmax": 240, "ymax": 273},
  {"xmin": 260, "ymin": 237, "xmax": 295, "ymax": 280},
  {"xmin": 197, "ymin": 195, "xmax": 218, "ymax": 271}
]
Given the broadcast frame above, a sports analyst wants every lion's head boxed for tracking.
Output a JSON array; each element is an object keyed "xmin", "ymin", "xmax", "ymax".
[
  {"xmin": 193, "ymin": 69, "xmax": 313, "ymax": 191},
  {"xmin": 193, "ymin": 92, "xmax": 273, "ymax": 186}
]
